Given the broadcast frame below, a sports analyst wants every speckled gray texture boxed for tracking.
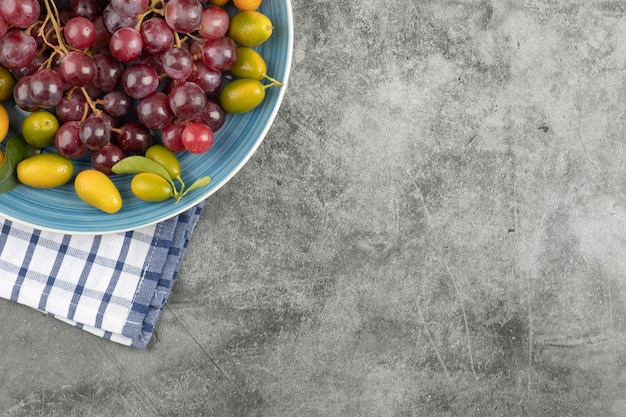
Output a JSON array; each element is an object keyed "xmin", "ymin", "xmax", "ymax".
[{"xmin": 2, "ymin": 0, "xmax": 626, "ymax": 415}]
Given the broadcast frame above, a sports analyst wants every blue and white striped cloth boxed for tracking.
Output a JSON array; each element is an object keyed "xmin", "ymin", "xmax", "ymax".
[{"xmin": 0, "ymin": 203, "xmax": 204, "ymax": 349}]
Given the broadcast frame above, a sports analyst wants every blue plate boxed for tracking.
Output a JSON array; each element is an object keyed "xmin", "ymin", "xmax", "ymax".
[{"xmin": 0, "ymin": 1, "xmax": 293, "ymax": 234}]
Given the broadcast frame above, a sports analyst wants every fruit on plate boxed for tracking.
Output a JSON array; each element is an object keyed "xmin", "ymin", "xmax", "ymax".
[
  {"xmin": 131, "ymin": 172, "xmax": 175, "ymax": 202},
  {"xmin": 232, "ymin": 0, "xmax": 262, "ymax": 11},
  {"xmin": 0, "ymin": 102, "xmax": 8, "ymax": 143},
  {"xmin": 228, "ymin": 10, "xmax": 272, "ymax": 47},
  {"xmin": 219, "ymin": 78, "xmax": 281, "ymax": 114},
  {"xmin": 74, "ymin": 169, "xmax": 122, "ymax": 214},
  {"xmin": 145, "ymin": 144, "xmax": 182, "ymax": 181},
  {"xmin": 0, "ymin": 65, "xmax": 15, "ymax": 102},
  {"xmin": 16, "ymin": 153, "xmax": 73, "ymax": 188},
  {"xmin": 21, "ymin": 111, "xmax": 59, "ymax": 149}
]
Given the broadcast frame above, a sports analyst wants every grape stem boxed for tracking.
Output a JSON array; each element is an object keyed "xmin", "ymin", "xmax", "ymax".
[
  {"xmin": 79, "ymin": 87, "xmax": 103, "ymax": 117},
  {"xmin": 174, "ymin": 31, "xmax": 183, "ymax": 48},
  {"xmin": 133, "ymin": 0, "xmax": 167, "ymax": 30},
  {"xmin": 152, "ymin": 0, "xmax": 167, "ymax": 11},
  {"xmin": 263, "ymin": 80, "xmax": 283, "ymax": 89},
  {"xmin": 134, "ymin": 6, "xmax": 164, "ymax": 31},
  {"xmin": 176, "ymin": 175, "xmax": 185, "ymax": 194},
  {"xmin": 187, "ymin": 33, "xmax": 203, "ymax": 42},
  {"xmin": 263, "ymin": 75, "xmax": 284, "ymax": 87},
  {"xmin": 41, "ymin": 0, "xmax": 69, "ymax": 56}
]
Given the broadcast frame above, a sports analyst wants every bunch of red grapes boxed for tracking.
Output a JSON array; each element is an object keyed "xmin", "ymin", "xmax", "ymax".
[{"xmin": 0, "ymin": 0, "xmax": 238, "ymax": 173}]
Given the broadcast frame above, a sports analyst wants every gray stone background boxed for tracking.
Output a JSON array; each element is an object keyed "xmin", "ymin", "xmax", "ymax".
[{"xmin": 2, "ymin": 0, "xmax": 626, "ymax": 415}]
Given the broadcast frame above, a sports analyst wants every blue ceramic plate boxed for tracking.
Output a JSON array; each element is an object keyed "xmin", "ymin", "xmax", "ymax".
[{"xmin": 0, "ymin": 1, "xmax": 293, "ymax": 234}]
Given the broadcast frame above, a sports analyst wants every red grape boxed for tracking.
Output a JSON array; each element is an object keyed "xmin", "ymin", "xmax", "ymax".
[
  {"xmin": 181, "ymin": 122, "xmax": 214, "ymax": 154},
  {"xmin": 60, "ymin": 51, "xmax": 96, "ymax": 87},
  {"xmin": 58, "ymin": 7, "xmax": 74, "ymax": 25},
  {"xmin": 72, "ymin": 0, "xmax": 100, "ymax": 20},
  {"xmin": 80, "ymin": 115, "xmax": 112, "ymax": 150},
  {"xmin": 118, "ymin": 121, "xmax": 153, "ymax": 154},
  {"xmin": 11, "ymin": 53, "xmax": 47, "ymax": 78},
  {"xmin": 103, "ymin": 3, "xmax": 139, "ymax": 33},
  {"xmin": 56, "ymin": 92, "xmax": 88, "ymax": 122},
  {"xmin": 121, "ymin": 63, "xmax": 159, "ymax": 99},
  {"xmin": 201, "ymin": 36, "xmax": 238, "ymax": 72},
  {"xmin": 164, "ymin": 0, "xmax": 202, "ymax": 33},
  {"xmin": 92, "ymin": 143, "xmax": 126, "ymax": 174},
  {"xmin": 168, "ymin": 81, "xmax": 206, "ymax": 120},
  {"xmin": 64, "ymin": 16, "xmax": 97, "ymax": 49},
  {"xmin": 55, "ymin": 121, "xmax": 87, "ymax": 158},
  {"xmin": 14, "ymin": 75, "xmax": 40, "ymax": 111},
  {"xmin": 91, "ymin": 53, "xmax": 124, "ymax": 92},
  {"xmin": 140, "ymin": 17, "xmax": 174, "ymax": 55},
  {"xmin": 103, "ymin": 90, "xmax": 133, "ymax": 117},
  {"xmin": 137, "ymin": 92, "xmax": 174, "ymax": 130},
  {"xmin": 109, "ymin": 27, "xmax": 143, "ymax": 63},
  {"xmin": 0, "ymin": 0, "xmax": 40, "ymax": 28},
  {"xmin": 91, "ymin": 15, "xmax": 112, "ymax": 49},
  {"xmin": 110, "ymin": 0, "xmax": 149, "ymax": 18},
  {"xmin": 198, "ymin": 6, "xmax": 229, "ymax": 39},
  {"xmin": 188, "ymin": 62, "xmax": 223, "ymax": 95},
  {"xmin": 29, "ymin": 68, "xmax": 65, "ymax": 108},
  {"xmin": 162, "ymin": 47, "xmax": 194, "ymax": 80},
  {"xmin": 134, "ymin": 53, "xmax": 165, "ymax": 78},
  {"xmin": 0, "ymin": 29, "xmax": 37, "ymax": 69},
  {"xmin": 161, "ymin": 122, "xmax": 186, "ymax": 153},
  {"xmin": 194, "ymin": 99, "xmax": 226, "ymax": 132}
]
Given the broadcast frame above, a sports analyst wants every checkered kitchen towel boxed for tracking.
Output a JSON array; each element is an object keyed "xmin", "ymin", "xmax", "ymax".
[{"xmin": 0, "ymin": 202, "xmax": 204, "ymax": 349}]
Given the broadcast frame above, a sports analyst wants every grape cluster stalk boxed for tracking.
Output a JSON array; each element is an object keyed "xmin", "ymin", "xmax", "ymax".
[{"xmin": 0, "ymin": 0, "xmax": 244, "ymax": 174}]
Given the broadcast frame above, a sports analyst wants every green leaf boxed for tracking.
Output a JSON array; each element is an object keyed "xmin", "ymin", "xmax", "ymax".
[
  {"xmin": 112, "ymin": 156, "xmax": 174, "ymax": 181},
  {"xmin": 0, "ymin": 170, "xmax": 20, "ymax": 193},
  {"xmin": 0, "ymin": 135, "xmax": 36, "ymax": 194},
  {"xmin": 0, "ymin": 136, "xmax": 27, "ymax": 183},
  {"xmin": 185, "ymin": 176, "xmax": 211, "ymax": 193},
  {"xmin": 177, "ymin": 176, "xmax": 211, "ymax": 202}
]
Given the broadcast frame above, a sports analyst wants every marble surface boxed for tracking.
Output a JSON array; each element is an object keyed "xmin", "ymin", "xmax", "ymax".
[{"xmin": 2, "ymin": 0, "xmax": 626, "ymax": 415}]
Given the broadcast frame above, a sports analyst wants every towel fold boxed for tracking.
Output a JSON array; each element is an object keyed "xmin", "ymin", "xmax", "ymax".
[{"xmin": 0, "ymin": 202, "xmax": 204, "ymax": 349}]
